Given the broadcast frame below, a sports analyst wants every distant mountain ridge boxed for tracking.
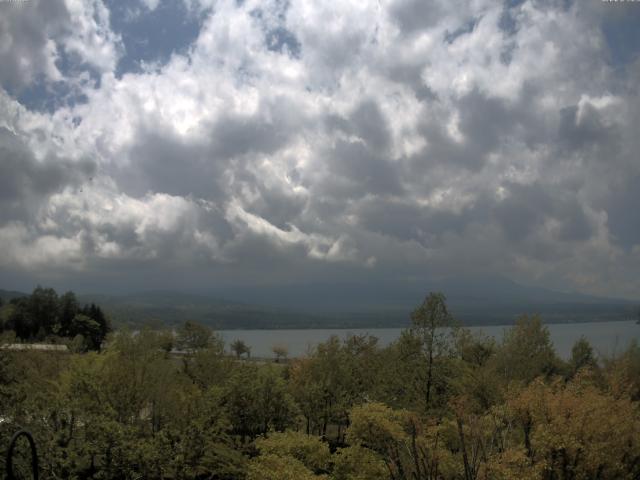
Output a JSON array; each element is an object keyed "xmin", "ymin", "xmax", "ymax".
[
  {"xmin": 0, "ymin": 289, "xmax": 28, "ymax": 302},
  {"xmin": 1, "ymin": 278, "xmax": 637, "ymax": 329}
]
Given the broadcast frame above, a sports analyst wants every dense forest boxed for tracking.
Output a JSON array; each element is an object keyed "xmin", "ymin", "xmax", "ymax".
[
  {"xmin": 1, "ymin": 292, "xmax": 640, "ymax": 479},
  {"xmin": 0, "ymin": 287, "xmax": 111, "ymax": 352}
]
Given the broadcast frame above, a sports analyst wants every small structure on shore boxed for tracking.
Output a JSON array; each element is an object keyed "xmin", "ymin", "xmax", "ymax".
[{"xmin": 0, "ymin": 343, "xmax": 69, "ymax": 352}]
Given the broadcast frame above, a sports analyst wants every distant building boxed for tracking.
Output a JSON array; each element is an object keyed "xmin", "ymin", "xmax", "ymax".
[{"xmin": 0, "ymin": 343, "xmax": 69, "ymax": 352}]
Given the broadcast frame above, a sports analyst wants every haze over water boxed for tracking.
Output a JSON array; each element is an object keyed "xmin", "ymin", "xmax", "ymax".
[{"xmin": 220, "ymin": 320, "xmax": 640, "ymax": 359}]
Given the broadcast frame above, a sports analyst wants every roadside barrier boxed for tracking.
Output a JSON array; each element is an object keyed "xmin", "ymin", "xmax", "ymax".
[{"xmin": 5, "ymin": 430, "xmax": 38, "ymax": 480}]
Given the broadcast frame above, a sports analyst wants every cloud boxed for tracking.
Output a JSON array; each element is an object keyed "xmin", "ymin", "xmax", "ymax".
[
  {"xmin": 0, "ymin": 0, "xmax": 69, "ymax": 90},
  {"xmin": 0, "ymin": 0, "xmax": 639, "ymax": 300},
  {"xmin": 0, "ymin": 0, "xmax": 121, "ymax": 93}
]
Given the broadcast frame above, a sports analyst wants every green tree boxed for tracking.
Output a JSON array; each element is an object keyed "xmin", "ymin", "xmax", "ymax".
[
  {"xmin": 176, "ymin": 320, "xmax": 218, "ymax": 351},
  {"xmin": 231, "ymin": 338, "xmax": 251, "ymax": 359},
  {"xmin": 57, "ymin": 291, "xmax": 79, "ymax": 337},
  {"xmin": 495, "ymin": 315, "xmax": 560, "ymax": 384},
  {"xmin": 255, "ymin": 431, "xmax": 331, "ymax": 474},
  {"xmin": 603, "ymin": 339, "xmax": 640, "ymax": 400},
  {"xmin": 507, "ymin": 378, "xmax": 640, "ymax": 479},
  {"xmin": 567, "ymin": 336, "xmax": 597, "ymax": 378},
  {"xmin": 272, "ymin": 344, "xmax": 288, "ymax": 362},
  {"xmin": 70, "ymin": 314, "xmax": 102, "ymax": 351},
  {"xmin": 247, "ymin": 454, "xmax": 322, "ymax": 480},
  {"xmin": 409, "ymin": 292, "xmax": 456, "ymax": 409},
  {"xmin": 332, "ymin": 445, "xmax": 389, "ymax": 480},
  {"xmin": 346, "ymin": 402, "xmax": 454, "ymax": 480},
  {"xmin": 182, "ymin": 344, "xmax": 232, "ymax": 389},
  {"xmin": 223, "ymin": 364, "xmax": 297, "ymax": 440},
  {"xmin": 28, "ymin": 286, "xmax": 59, "ymax": 339}
]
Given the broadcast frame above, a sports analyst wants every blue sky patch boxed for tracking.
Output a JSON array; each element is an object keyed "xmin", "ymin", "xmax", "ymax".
[
  {"xmin": 105, "ymin": 0, "xmax": 202, "ymax": 77},
  {"xmin": 601, "ymin": 7, "xmax": 640, "ymax": 67}
]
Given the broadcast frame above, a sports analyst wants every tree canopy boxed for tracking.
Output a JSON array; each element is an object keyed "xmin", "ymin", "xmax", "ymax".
[
  {"xmin": 0, "ymin": 286, "xmax": 110, "ymax": 351},
  {"xmin": 1, "ymin": 290, "xmax": 640, "ymax": 479}
]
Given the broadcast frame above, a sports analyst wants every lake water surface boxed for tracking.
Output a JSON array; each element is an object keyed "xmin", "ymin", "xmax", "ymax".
[{"xmin": 219, "ymin": 320, "xmax": 640, "ymax": 359}]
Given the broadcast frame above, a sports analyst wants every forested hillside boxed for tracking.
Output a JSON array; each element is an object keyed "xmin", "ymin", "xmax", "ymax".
[
  {"xmin": 1, "ymin": 293, "xmax": 639, "ymax": 479},
  {"xmin": 0, "ymin": 286, "xmax": 111, "ymax": 352}
]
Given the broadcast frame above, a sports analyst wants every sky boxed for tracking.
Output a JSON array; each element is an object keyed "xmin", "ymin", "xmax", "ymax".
[{"xmin": 0, "ymin": 0, "xmax": 639, "ymax": 302}]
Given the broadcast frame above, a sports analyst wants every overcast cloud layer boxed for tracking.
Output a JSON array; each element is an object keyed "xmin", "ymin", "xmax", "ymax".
[{"xmin": 1, "ymin": 0, "xmax": 639, "ymax": 299}]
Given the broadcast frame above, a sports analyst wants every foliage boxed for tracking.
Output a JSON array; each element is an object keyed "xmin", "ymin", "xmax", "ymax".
[
  {"xmin": 255, "ymin": 431, "xmax": 331, "ymax": 473},
  {"xmin": 272, "ymin": 344, "xmax": 288, "ymax": 362},
  {"xmin": 1, "ymin": 291, "xmax": 640, "ymax": 479},
  {"xmin": 567, "ymin": 336, "xmax": 598, "ymax": 378},
  {"xmin": 176, "ymin": 320, "xmax": 221, "ymax": 352},
  {"xmin": 230, "ymin": 338, "xmax": 251, "ymax": 358},
  {"xmin": 494, "ymin": 314, "xmax": 560, "ymax": 384},
  {"xmin": 247, "ymin": 454, "xmax": 323, "ymax": 480},
  {"xmin": 0, "ymin": 286, "xmax": 110, "ymax": 350},
  {"xmin": 408, "ymin": 292, "xmax": 457, "ymax": 411},
  {"xmin": 332, "ymin": 445, "xmax": 388, "ymax": 480}
]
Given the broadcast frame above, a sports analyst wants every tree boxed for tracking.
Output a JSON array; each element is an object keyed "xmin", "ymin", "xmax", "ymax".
[
  {"xmin": 247, "ymin": 454, "xmax": 321, "ymax": 480},
  {"xmin": 222, "ymin": 365, "xmax": 297, "ymax": 439},
  {"xmin": 0, "ymin": 287, "xmax": 109, "ymax": 348},
  {"xmin": 346, "ymin": 402, "xmax": 453, "ymax": 480},
  {"xmin": 332, "ymin": 445, "xmax": 389, "ymax": 480},
  {"xmin": 409, "ymin": 292, "xmax": 456, "ymax": 409},
  {"xmin": 231, "ymin": 338, "xmax": 251, "ymax": 359},
  {"xmin": 568, "ymin": 336, "xmax": 597, "ymax": 378},
  {"xmin": 176, "ymin": 320, "xmax": 217, "ymax": 351},
  {"xmin": 272, "ymin": 344, "xmax": 289, "ymax": 363},
  {"xmin": 254, "ymin": 431, "xmax": 331, "ymax": 474},
  {"xmin": 495, "ymin": 315, "xmax": 560, "ymax": 384},
  {"xmin": 603, "ymin": 339, "xmax": 640, "ymax": 400},
  {"xmin": 70, "ymin": 314, "xmax": 102, "ymax": 351},
  {"xmin": 85, "ymin": 303, "xmax": 110, "ymax": 346},
  {"xmin": 507, "ymin": 378, "xmax": 640, "ymax": 479},
  {"xmin": 57, "ymin": 291, "xmax": 79, "ymax": 337},
  {"xmin": 28, "ymin": 286, "xmax": 59, "ymax": 339}
]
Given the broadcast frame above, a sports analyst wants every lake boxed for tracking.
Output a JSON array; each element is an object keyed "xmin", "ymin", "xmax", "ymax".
[{"xmin": 219, "ymin": 320, "xmax": 640, "ymax": 359}]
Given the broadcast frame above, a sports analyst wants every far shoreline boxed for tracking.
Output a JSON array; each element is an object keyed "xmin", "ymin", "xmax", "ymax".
[{"xmin": 210, "ymin": 317, "xmax": 638, "ymax": 331}]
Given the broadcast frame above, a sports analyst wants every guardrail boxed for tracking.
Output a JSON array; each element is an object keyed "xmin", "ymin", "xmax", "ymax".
[{"xmin": 5, "ymin": 430, "xmax": 38, "ymax": 480}]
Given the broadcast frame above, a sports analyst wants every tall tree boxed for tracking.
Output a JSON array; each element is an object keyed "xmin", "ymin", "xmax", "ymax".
[
  {"xmin": 57, "ymin": 291, "xmax": 79, "ymax": 337},
  {"xmin": 409, "ymin": 292, "xmax": 456, "ymax": 409},
  {"xmin": 28, "ymin": 286, "xmax": 59, "ymax": 338}
]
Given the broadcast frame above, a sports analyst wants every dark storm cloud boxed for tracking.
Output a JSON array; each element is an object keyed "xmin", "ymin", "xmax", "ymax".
[
  {"xmin": 321, "ymin": 139, "xmax": 403, "ymax": 199},
  {"xmin": 210, "ymin": 112, "xmax": 293, "ymax": 159},
  {"xmin": 558, "ymin": 104, "xmax": 621, "ymax": 154},
  {"xmin": 604, "ymin": 174, "xmax": 640, "ymax": 250},
  {"xmin": 355, "ymin": 197, "xmax": 488, "ymax": 246},
  {"xmin": 240, "ymin": 180, "xmax": 306, "ymax": 231},
  {"xmin": 494, "ymin": 182, "xmax": 594, "ymax": 243},
  {"xmin": 389, "ymin": 0, "xmax": 446, "ymax": 34},
  {"xmin": 114, "ymin": 128, "xmax": 223, "ymax": 200},
  {"xmin": 349, "ymin": 100, "xmax": 393, "ymax": 152},
  {"xmin": 324, "ymin": 99, "xmax": 392, "ymax": 151},
  {"xmin": 317, "ymin": 99, "xmax": 402, "ymax": 199},
  {"xmin": 114, "ymin": 95, "xmax": 301, "ymax": 201},
  {"xmin": 0, "ymin": 127, "xmax": 95, "ymax": 221},
  {"xmin": 411, "ymin": 88, "xmax": 544, "ymax": 173}
]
